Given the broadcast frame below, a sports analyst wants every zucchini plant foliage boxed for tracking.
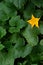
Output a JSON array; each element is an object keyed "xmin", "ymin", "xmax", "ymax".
[{"xmin": 0, "ymin": 0, "xmax": 43, "ymax": 65}]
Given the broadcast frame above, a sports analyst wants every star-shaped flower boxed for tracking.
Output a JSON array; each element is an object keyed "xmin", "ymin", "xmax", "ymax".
[{"xmin": 27, "ymin": 15, "xmax": 40, "ymax": 28}]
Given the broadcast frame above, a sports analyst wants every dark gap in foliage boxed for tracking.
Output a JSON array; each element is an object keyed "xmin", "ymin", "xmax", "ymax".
[
  {"xmin": 40, "ymin": 15, "xmax": 43, "ymax": 21},
  {"xmin": 38, "ymin": 34, "xmax": 43, "ymax": 43},
  {"xmin": 17, "ymin": 0, "xmax": 29, "ymax": 20},
  {"xmin": 33, "ymin": 43, "xmax": 43, "ymax": 55},
  {"xmin": 10, "ymin": 3, "xmax": 17, "ymax": 10},
  {"xmin": 1, "ymin": 32, "xmax": 12, "ymax": 53},
  {"xmin": 1, "ymin": 47, "xmax": 8, "ymax": 53},
  {"xmin": 12, "ymin": 43, "xmax": 16, "ymax": 46},
  {"xmin": 4, "ymin": 18, "xmax": 11, "ymax": 30},
  {"xmin": 35, "ymin": 6, "xmax": 41, "ymax": 10},
  {"xmin": 40, "ymin": 7, "xmax": 43, "ymax": 10},
  {"xmin": 0, "ymin": 0, "xmax": 3, "ymax": 2},
  {"xmin": 24, "ymin": 0, "xmax": 30, "ymax": 10},
  {"xmin": 31, "ymin": 45, "xmax": 39, "ymax": 54},
  {"xmin": 1, "ymin": 32, "xmax": 11, "ymax": 44},
  {"xmin": 34, "ymin": 3, "xmax": 43, "ymax": 10},
  {"xmin": 25, "ymin": 55, "xmax": 31, "ymax": 65},
  {"xmin": 38, "ymin": 60, "xmax": 43, "ymax": 65},
  {"xmin": 14, "ymin": 57, "xmax": 26, "ymax": 65},
  {"xmin": 22, "ymin": 37, "xmax": 28, "ymax": 46},
  {"xmin": 17, "ymin": 9, "xmax": 24, "ymax": 19},
  {"xmin": 22, "ymin": 36, "xmax": 28, "ymax": 46}
]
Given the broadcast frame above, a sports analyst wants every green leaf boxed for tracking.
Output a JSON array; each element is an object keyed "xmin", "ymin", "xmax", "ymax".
[
  {"xmin": 22, "ymin": 25, "xmax": 38, "ymax": 46},
  {"xmin": 40, "ymin": 52, "xmax": 43, "ymax": 61},
  {"xmin": 33, "ymin": 9, "xmax": 43, "ymax": 18},
  {"xmin": 9, "ymin": 27, "xmax": 20, "ymax": 33},
  {"xmin": 9, "ymin": 16, "xmax": 20, "ymax": 26},
  {"xmin": 18, "ymin": 63, "xmax": 22, "ymax": 65},
  {"xmin": 10, "ymin": 33, "xmax": 25, "ymax": 45},
  {"xmin": 0, "ymin": 0, "xmax": 43, "ymax": 64},
  {"xmin": 31, "ymin": 64, "xmax": 38, "ymax": 65},
  {"xmin": 5, "ymin": 0, "xmax": 26, "ymax": 9},
  {"xmin": 0, "ymin": 2, "xmax": 17, "ymax": 21},
  {"xmin": 21, "ymin": 44, "xmax": 32, "ymax": 57},
  {"xmin": 23, "ymin": 2, "xmax": 35, "ymax": 20},
  {"xmin": 39, "ymin": 22, "xmax": 43, "ymax": 34},
  {"xmin": 18, "ymin": 61, "xmax": 27, "ymax": 65},
  {"xmin": 0, "ymin": 51, "xmax": 14, "ymax": 65},
  {"xmin": 3, "ymin": 41, "xmax": 12, "ymax": 50},
  {"xmin": 9, "ymin": 16, "xmax": 26, "ymax": 33},
  {"xmin": 10, "ymin": 33, "xmax": 32, "ymax": 57},
  {"xmin": 30, "ymin": 54, "xmax": 40, "ymax": 62},
  {"xmin": 40, "ymin": 39, "xmax": 43, "ymax": 46},
  {"xmin": 0, "ymin": 10, "xmax": 9, "ymax": 21},
  {"xmin": 0, "ymin": 43, "xmax": 4, "ymax": 50},
  {"xmin": 31, "ymin": 0, "xmax": 43, "ymax": 7},
  {"xmin": 13, "ymin": 0, "xmax": 26, "ymax": 9},
  {"xmin": 32, "ymin": 26, "xmax": 40, "ymax": 35},
  {"xmin": 23, "ymin": 61, "xmax": 27, "ymax": 65},
  {"xmin": 0, "ymin": 27, "xmax": 6, "ymax": 39}
]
